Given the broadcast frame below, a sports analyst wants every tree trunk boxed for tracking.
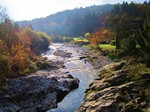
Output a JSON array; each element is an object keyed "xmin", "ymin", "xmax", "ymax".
[
  {"xmin": 97, "ymin": 44, "xmax": 103, "ymax": 52},
  {"xmin": 115, "ymin": 35, "xmax": 120, "ymax": 49}
]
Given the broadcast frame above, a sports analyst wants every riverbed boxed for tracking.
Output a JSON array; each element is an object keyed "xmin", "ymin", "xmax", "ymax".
[{"xmin": 42, "ymin": 44, "xmax": 99, "ymax": 112}]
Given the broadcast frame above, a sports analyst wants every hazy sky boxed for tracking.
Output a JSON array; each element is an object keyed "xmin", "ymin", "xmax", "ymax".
[{"xmin": 0, "ymin": 0, "xmax": 145, "ymax": 21}]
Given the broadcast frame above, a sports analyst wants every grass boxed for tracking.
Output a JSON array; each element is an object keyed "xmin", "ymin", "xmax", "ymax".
[
  {"xmin": 125, "ymin": 63, "xmax": 150, "ymax": 110},
  {"xmin": 136, "ymin": 45, "xmax": 141, "ymax": 49},
  {"xmin": 125, "ymin": 63, "xmax": 150, "ymax": 80},
  {"xmin": 99, "ymin": 44, "xmax": 140, "ymax": 51},
  {"xmin": 73, "ymin": 37, "xmax": 89, "ymax": 42},
  {"xmin": 99, "ymin": 44, "xmax": 116, "ymax": 51}
]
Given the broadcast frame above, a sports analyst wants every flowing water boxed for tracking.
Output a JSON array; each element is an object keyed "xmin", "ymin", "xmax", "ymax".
[{"xmin": 43, "ymin": 44, "xmax": 99, "ymax": 112}]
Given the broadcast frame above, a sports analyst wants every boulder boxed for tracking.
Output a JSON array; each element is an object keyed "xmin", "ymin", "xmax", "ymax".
[{"xmin": 0, "ymin": 73, "xmax": 79, "ymax": 112}]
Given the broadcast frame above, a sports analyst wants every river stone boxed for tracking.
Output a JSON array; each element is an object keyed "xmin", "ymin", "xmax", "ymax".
[{"xmin": 0, "ymin": 73, "xmax": 79, "ymax": 112}]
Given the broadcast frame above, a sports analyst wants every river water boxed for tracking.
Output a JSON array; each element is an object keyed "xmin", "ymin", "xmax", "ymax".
[{"xmin": 43, "ymin": 44, "xmax": 99, "ymax": 112}]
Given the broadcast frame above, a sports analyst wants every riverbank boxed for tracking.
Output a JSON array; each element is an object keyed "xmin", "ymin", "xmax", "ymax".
[
  {"xmin": 78, "ymin": 57, "xmax": 150, "ymax": 112},
  {"xmin": 0, "ymin": 44, "xmax": 80, "ymax": 112}
]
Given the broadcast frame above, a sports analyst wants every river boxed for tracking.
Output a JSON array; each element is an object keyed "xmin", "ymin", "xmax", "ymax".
[{"xmin": 43, "ymin": 44, "xmax": 99, "ymax": 112}]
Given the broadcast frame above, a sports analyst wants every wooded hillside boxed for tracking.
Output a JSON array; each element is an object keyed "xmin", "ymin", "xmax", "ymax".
[{"xmin": 18, "ymin": 4, "xmax": 114, "ymax": 36}]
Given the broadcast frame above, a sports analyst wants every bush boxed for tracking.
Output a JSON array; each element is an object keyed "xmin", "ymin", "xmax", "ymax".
[{"xmin": 63, "ymin": 36, "xmax": 72, "ymax": 43}]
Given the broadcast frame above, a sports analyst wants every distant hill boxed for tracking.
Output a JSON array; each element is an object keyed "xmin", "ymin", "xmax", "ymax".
[{"xmin": 18, "ymin": 4, "xmax": 114, "ymax": 37}]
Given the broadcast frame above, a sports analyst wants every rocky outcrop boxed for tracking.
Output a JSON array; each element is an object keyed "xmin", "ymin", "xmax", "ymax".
[
  {"xmin": 84, "ymin": 50, "xmax": 112, "ymax": 69},
  {"xmin": 37, "ymin": 60, "xmax": 64, "ymax": 69},
  {"xmin": 78, "ymin": 61, "xmax": 150, "ymax": 112},
  {"xmin": 0, "ymin": 73, "xmax": 79, "ymax": 112},
  {"xmin": 53, "ymin": 50, "xmax": 72, "ymax": 58}
]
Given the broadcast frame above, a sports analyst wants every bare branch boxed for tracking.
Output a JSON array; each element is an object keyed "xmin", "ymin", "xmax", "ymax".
[{"xmin": 0, "ymin": 7, "xmax": 8, "ymax": 23}]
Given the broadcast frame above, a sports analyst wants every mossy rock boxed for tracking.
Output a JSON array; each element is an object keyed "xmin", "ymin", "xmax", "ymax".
[{"xmin": 99, "ymin": 60, "xmax": 126, "ymax": 78}]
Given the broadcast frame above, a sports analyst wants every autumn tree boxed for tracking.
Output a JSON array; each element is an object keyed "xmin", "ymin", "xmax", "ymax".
[
  {"xmin": 0, "ymin": 17, "xmax": 51, "ymax": 78},
  {"xmin": 88, "ymin": 27, "xmax": 114, "ymax": 51},
  {"xmin": 0, "ymin": 39, "xmax": 6, "ymax": 54},
  {"xmin": 0, "ymin": 19, "xmax": 19, "ymax": 49},
  {"xmin": 21, "ymin": 26, "xmax": 51, "ymax": 54}
]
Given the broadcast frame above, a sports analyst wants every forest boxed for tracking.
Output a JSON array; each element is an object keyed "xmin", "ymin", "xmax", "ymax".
[{"xmin": 18, "ymin": 4, "xmax": 114, "ymax": 36}]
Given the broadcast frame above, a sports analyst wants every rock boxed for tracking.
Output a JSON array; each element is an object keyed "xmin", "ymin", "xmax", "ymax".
[
  {"xmin": 53, "ymin": 50, "xmax": 72, "ymax": 58},
  {"xmin": 0, "ymin": 91, "xmax": 20, "ymax": 112},
  {"xmin": 78, "ymin": 61, "xmax": 148, "ymax": 112},
  {"xmin": 84, "ymin": 50, "xmax": 112, "ymax": 69},
  {"xmin": 102, "ymin": 60, "xmax": 126, "ymax": 72},
  {"xmin": 79, "ymin": 56, "xmax": 87, "ymax": 60},
  {"xmin": 37, "ymin": 60, "xmax": 64, "ymax": 70},
  {"xmin": 0, "ymin": 73, "xmax": 79, "ymax": 112}
]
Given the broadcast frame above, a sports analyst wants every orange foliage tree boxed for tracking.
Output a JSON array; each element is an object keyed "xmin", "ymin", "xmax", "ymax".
[
  {"xmin": 0, "ymin": 17, "xmax": 51, "ymax": 78},
  {"xmin": 0, "ymin": 20, "xmax": 38, "ymax": 77},
  {"xmin": 0, "ymin": 39, "xmax": 6, "ymax": 54},
  {"xmin": 88, "ymin": 27, "xmax": 114, "ymax": 51}
]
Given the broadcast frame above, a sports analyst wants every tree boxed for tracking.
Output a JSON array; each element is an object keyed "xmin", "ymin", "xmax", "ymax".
[
  {"xmin": 21, "ymin": 26, "xmax": 51, "ymax": 54},
  {"xmin": 137, "ymin": 15, "xmax": 150, "ymax": 66},
  {"xmin": 0, "ymin": 19, "xmax": 19, "ymax": 49},
  {"xmin": 106, "ymin": 2, "xmax": 147, "ymax": 52},
  {"xmin": 84, "ymin": 32, "xmax": 90, "ymax": 39},
  {"xmin": 88, "ymin": 27, "xmax": 114, "ymax": 51},
  {"xmin": 0, "ymin": 7, "xmax": 8, "ymax": 23},
  {"xmin": 0, "ymin": 39, "xmax": 6, "ymax": 54}
]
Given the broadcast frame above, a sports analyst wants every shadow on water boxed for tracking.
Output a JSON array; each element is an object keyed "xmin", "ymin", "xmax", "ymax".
[{"xmin": 49, "ymin": 72, "xmax": 95, "ymax": 112}]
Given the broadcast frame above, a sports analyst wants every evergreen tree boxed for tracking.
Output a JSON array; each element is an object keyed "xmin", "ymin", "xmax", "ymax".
[{"xmin": 138, "ymin": 15, "xmax": 150, "ymax": 66}]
